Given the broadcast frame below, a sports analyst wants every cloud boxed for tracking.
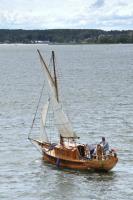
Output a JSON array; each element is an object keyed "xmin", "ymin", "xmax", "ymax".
[
  {"xmin": 92, "ymin": 0, "xmax": 105, "ymax": 8},
  {"xmin": 0, "ymin": 0, "xmax": 132, "ymax": 30}
]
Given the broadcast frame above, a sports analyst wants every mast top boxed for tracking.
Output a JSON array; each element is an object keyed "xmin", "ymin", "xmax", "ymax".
[{"xmin": 52, "ymin": 50, "xmax": 59, "ymax": 102}]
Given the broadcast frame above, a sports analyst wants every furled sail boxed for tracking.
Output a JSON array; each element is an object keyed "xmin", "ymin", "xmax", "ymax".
[
  {"xmin": 40, "ymin": 100, "xmax": 49, "ymax": 142},
  {"xmin": 37, "ymin": 50, "xmax": 78, "ymax": 139}
]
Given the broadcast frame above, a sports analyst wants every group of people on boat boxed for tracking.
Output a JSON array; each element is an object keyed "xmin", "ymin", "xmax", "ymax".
[
  {"xmin": 60, "ymin": 135, "xmax": 110, "ymax": 160},
  {"xmin": 85, "ymin": 137, "xmax": 109, "ymax": 160}
]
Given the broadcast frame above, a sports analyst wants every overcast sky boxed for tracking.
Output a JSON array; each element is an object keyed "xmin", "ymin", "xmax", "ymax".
[{"xmin": 0, "ymin": 0, "xmax": 133, "ymax": 30}]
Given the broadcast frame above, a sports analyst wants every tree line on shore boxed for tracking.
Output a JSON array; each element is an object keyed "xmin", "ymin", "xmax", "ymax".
[{"xmin": 0, "ymin": 29, "xmax": 133, "ymax": 44}]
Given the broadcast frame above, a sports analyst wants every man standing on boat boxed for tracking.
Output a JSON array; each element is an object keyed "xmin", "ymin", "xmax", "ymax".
[{"xmin": 100, "ymin": 137, "xmax": 109, "ymax": 153}]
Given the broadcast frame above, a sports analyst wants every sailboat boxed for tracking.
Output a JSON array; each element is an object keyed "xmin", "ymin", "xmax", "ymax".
[{"xmin": 28, "ymin": 49, "xmax": 118, "ymax": 172}]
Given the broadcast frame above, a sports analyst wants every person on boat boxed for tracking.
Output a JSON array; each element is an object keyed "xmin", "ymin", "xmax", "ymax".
[
  {"xmin": 96, "ymin": 144, "xmax": 103, "ymax": 160},
  {"xmin": 86, "ymin": 144, "xmax": 95, "ymax": 159},
  {"xmin": 100, "ymin": 137, "xmax": 109, "ymax": 153}
]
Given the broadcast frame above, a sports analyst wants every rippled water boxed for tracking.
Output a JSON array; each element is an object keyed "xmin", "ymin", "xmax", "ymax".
[{"xmin": 0, "ymin": 44, "xmax": 133, "ymax": 200}]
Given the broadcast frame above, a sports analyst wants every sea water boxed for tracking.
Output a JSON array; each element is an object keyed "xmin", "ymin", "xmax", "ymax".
[{"xmin": 0, "ymin": 44, "xmax": 133, "ymax": 200}]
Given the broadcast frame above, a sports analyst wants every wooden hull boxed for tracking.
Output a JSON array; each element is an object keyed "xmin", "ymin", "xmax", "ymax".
[
  {"xmin": 42, "ymin": 150, "xmax": 118, "ymax": 171},
  {"xmin": 35, "ymin": 140, "xmax": 118, "ymax": 172}
]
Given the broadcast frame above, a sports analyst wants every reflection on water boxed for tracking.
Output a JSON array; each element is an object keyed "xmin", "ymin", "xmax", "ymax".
[{"xmin": 0, "ymin": 44, "xmax": 133, "ymax": 200}]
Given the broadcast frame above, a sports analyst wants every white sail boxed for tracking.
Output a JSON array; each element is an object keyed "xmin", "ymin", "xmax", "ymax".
[
  {"xmin": 52, "ymin": 97, "xmax": 77, "ymax": 138},
  {"xmin": 40, "ymin": 100, "xmax": 49, "ymax": 142},
  {"xmin": 38, "ymin": 50, "xmax": 78, "ymax": 138}
]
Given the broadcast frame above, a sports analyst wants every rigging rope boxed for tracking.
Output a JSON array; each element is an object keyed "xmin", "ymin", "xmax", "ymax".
[
  {"xmin": 28, "ymin": 80, "xmax": 45, "ymax": 140},
  {"xmin": 28, "ymin": 51, "xmax": 55, "ymax": 151}
]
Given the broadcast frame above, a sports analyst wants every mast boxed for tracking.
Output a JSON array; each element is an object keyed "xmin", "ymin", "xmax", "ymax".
[
  {"xmin": 52, "ymin": 51, "xmax": 61, "ymax": 143},
  {"xmin": 52, "ymin": 51, "xmax": 59, "ymax": 102},
  {"xmin": 37, "ymin": 49, "xmax": 55, "ymax": 86}
]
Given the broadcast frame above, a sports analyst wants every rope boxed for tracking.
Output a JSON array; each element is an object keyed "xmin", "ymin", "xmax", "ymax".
[{"xmin": 28, "ymin": 80, "xmax": 45, "ymax": 140}]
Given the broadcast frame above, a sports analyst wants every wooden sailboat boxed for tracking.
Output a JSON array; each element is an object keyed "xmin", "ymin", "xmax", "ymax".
[{"xmin": 28, "ymin": 50, "xmax": 118, "ymax": 172}]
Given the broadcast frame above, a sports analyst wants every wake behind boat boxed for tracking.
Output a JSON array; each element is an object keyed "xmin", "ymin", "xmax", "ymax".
[{"xmin": 28, "ymin": 50, "xmax": 118, "ymax": 172}]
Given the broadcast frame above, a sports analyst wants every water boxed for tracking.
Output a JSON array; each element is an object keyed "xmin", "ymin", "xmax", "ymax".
[{"xmin": 0, "ymin": 44, "xmax": 133, "ymax": 200}]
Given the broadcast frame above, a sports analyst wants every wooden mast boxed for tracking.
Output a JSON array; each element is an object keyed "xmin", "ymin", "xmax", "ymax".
[
  {"xmin": 37, "ymin": 49, "xmax": 55, "ymax": 86},
  {"xmin": 51, "ymin": 51, "xmax": 79, "ymax": 144},
  {"xmin": 52, "ymin": 51, "xmax": 59, "ymax": 102},
  {"xmin": 52, "ymin": 51, "xmax": 64, "ymax": 145}
]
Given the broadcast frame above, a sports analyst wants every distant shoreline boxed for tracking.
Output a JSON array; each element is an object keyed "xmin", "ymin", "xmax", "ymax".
[
  {"xmin": 0, "ymin": 43, "xmax": 133, "ymax": 45},
  {"xmin": 0, "ymin": 29, "xmax": 133, "ymax": 44}
]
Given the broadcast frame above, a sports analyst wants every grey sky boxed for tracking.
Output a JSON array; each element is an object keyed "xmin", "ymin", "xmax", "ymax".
[
  {"xmin": 92, "ymin": 0, "xmax": 105, "ymax": 8},
  {"xmin": 0, "ymin": 0, "xmax": 132, "ymax": 30}
]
